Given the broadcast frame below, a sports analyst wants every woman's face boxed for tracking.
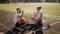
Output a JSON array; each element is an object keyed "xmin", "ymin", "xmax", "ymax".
[{"xmin": 37, "ymin": 8, "xmax": 40, "ymax": 11}]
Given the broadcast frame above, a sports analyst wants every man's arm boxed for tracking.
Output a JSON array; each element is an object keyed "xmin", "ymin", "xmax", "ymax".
[
  {"xmin": 21, "ymin": 11, "xmax": 24, "ymax": 17},
  {"xmin": 13, "ymin": 14, "xmax": 17, "ymax": 23}
]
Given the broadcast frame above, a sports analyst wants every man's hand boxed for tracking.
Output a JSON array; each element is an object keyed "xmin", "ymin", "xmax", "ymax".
[
  {"xmin": 22, "ymin": 11, "xmax": 24, "ymax": 14},
  {"xmin": 21, "ymin": 11, "xmax": 24, "ymax": 17}
]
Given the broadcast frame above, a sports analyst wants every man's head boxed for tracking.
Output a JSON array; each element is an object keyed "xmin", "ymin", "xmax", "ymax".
[
  {"xmin": 37, "ymin": 7, "xmax": 41, "ymax": 11},
  {"xmin": 16, "ymin": 8, "xmax": 21, "ymax": 13}
]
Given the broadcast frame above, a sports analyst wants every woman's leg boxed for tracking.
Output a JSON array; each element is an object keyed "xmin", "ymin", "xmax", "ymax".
[
  {"xmin": 35, "ymin": 20, "xmax": 43, "ymax": 34},
  {"xmin": 36, "ymin": 30, "xmax": 43, "ymax": 34},
  {"xmin": 37, "ymin": 20, "xmax": 43, "ymax": 27}
]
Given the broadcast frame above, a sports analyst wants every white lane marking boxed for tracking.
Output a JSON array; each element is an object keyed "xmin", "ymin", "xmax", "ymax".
[
  {"xmin": 49, "ymin": 30, "xmax": 60, "ymax": 34},
  {"xmin": 0, "ymin": 23, "xmax": 16, "ymax": 34},
  {"xmin": 43, "ymin": 14, "xmax": 60, "ymax": 18},
  {"xmin": 50, "ymin": 22, "xmax": 60, "ymax": 26}
]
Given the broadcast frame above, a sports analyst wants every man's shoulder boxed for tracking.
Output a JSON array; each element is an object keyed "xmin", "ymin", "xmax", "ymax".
[
  {"xmin": 15, "ymin": 13, "xmax": 22, "ymax": 15},
  {"xmin": 15, "ymin": 13, "xmax": 18, "ymax": 16}
]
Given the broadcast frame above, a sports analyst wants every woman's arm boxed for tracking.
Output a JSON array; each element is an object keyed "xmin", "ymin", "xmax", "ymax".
[
  {"xmin": 31, "ymin": 12, "xmax": 37, "ymax": 21},
  {"xmin": 37, "ymin": 13, "xmax": 42, "ymax": 21}
]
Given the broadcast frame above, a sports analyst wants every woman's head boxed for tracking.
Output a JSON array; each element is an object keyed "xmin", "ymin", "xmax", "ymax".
[
  {"xmin": 16, "ymin": 8, "xmax": 21, "ymax": 13},
  {"xmin": 36, "ymin": 7, "xmax": 41, "ymax": 11}
]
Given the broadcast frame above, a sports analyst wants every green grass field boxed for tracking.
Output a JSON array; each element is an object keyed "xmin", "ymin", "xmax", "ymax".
[
  {"xmin": 0, "ymin": 3, "xmax": 60, "ymax": 20},
  {"xmin": 0, "ymin": 3, "xmax": 60, "ymax": 34}
]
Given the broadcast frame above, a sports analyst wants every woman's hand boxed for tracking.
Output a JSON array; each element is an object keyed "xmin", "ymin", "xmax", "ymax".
[{"xmin": 31, "ymin": 16, "xmax": 34, "ymax": 19}]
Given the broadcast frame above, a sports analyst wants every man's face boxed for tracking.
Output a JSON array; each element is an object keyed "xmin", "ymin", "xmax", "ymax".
[{"xmin": 17, "ymin": 9, "xmax": 21, "ymax": 13}]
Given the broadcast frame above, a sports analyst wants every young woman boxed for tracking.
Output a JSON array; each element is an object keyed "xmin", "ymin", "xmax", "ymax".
[
  {"xmin": 31, "ymin": 7, "xmax": 42, "ymax": 26},
  {"xmin": 31, "ymin": 7, "xmax": 43, "ymax": 34}
]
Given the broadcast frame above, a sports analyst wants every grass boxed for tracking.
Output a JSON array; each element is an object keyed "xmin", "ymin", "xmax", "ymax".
[{"xmin": 0, "ymin": 3, "xmax": 60, "ymax": 20}]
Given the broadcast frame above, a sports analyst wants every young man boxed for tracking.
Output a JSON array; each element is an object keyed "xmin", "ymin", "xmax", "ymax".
[
  {"xmin": 13, "ymin": 8, "xmax": 26, "ymax": 27},
  {"xmin": 31, "ymin": 7, "xmax": 42, "ymax": 27},
  {"xmin": 31, "ymin": 7, "xmax": 43, "ymax": 34}
]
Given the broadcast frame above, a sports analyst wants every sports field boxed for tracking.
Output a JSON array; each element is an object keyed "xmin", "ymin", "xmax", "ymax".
[
  {"xmin": 0, "ymin": 3, "xmax": 60, "ymax": 34},
  {"xmin": 0, "ymin": 3, "xmax": 60, "ymax": 20}
]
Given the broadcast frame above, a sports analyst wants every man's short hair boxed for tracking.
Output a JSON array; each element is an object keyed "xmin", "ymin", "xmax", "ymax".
[{"xmin": 16, "ymin": 8, "xmax": 20, "ymax": 10}]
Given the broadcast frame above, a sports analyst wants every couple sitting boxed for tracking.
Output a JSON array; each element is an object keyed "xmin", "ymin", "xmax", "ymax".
[
  {"xmin": 13, "ymin": 7, "xmax": 43, "ymax": 34},
  {"xmin": 13, "ymin": 7, "xmax": 42, "ymax": 27}
]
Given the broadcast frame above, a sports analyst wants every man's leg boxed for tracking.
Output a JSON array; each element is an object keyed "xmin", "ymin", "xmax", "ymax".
[
  {"xmin": 14, "ymin": 22, "xmax": 22, "ymax": 34},
  {"xmin": 15, "ymin": 22, "xmax": 21, "ymax": 27}
]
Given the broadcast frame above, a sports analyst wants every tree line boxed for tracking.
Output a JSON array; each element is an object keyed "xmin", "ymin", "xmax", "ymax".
[{"xmin": 0, "ymin": 0, "xmax": 60, "ymax": 3}]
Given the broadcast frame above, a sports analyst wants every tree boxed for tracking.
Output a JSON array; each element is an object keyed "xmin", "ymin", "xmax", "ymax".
[
  {"xmin": 41, "ymin": 0, "xmax": 45, "ymax": 3},
  {"xmin": 46, "ymin": 0, "xmax": 57, "ymax": 3},
  {"xmin": 0, "ymin": 0, "xmax": 7, "ymax": 3}
]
